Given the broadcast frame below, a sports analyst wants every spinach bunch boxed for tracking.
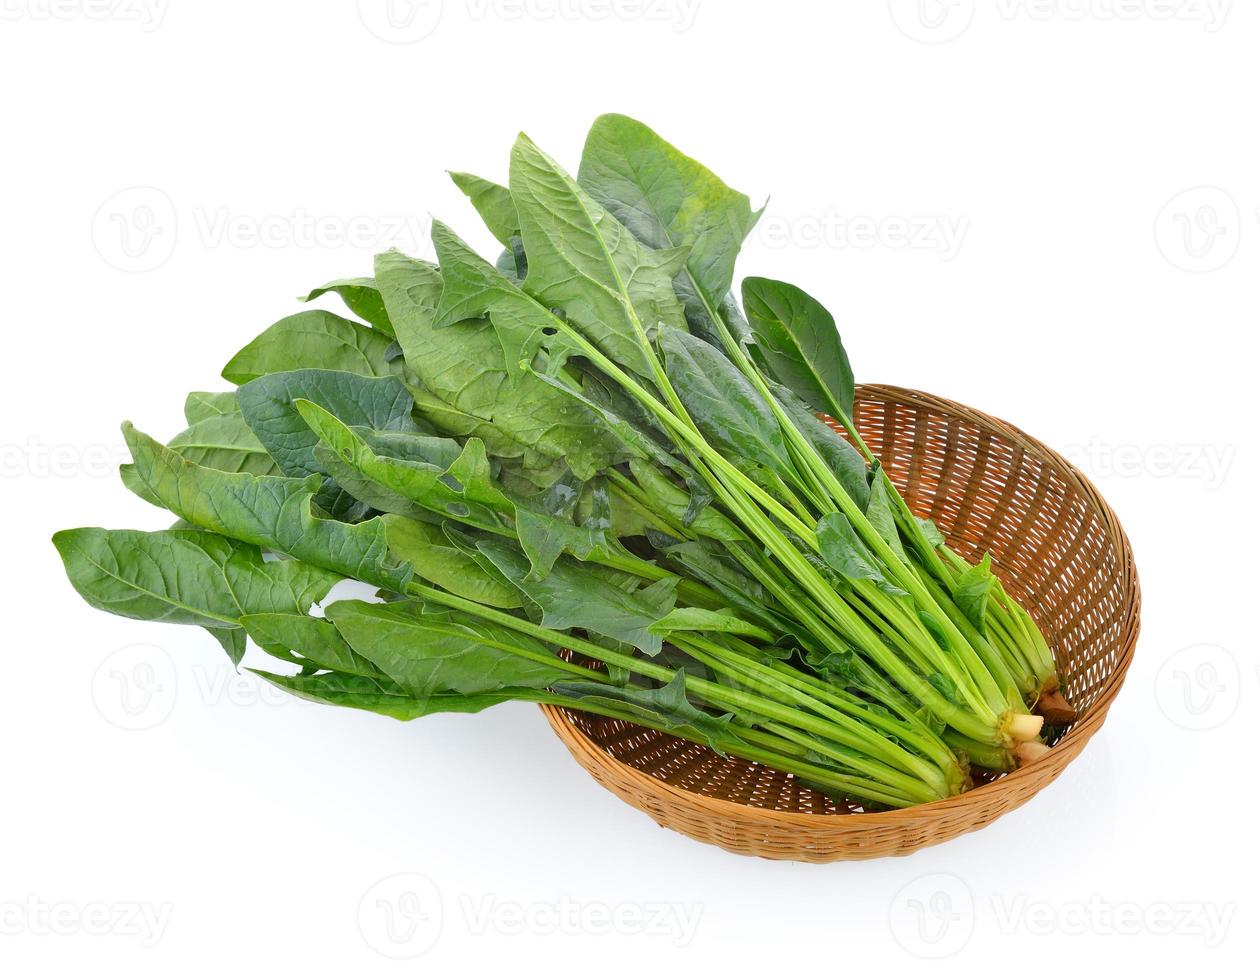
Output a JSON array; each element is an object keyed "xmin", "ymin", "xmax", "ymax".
[{"xmin": 54, "ymin": 115, "xmax": 1063, "ymax": 809}]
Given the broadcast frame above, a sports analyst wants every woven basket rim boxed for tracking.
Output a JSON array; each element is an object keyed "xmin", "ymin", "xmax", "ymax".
[{"xmin": 542, "ymin": 383, "xmax": 1141, "ymax": 830}]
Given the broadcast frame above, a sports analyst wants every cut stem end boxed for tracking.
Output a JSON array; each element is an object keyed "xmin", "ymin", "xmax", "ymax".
[
  {"xmin": 1014, "ymin": 741, "xmax": 1051, "ymax": 766},
  {"xmin": 1003, "ymin": 712, "xmax": 1044, "ymax": 744}
]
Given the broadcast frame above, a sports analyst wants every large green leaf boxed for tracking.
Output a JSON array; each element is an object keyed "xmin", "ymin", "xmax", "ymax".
[
  {"xmin": 816, "ymin": 513, "xmax": 904, "ymax": 596},
  {"xmin": 241, "ymin": 612, "xmax": 380, "ymax": 677},
  {"xmin": 654, "ymin": 536, "xmax": 801, "ymax": 642},
  {"xmin": 627, "ymin": 460, "xmax": 743, "ymax": 541},
  {"xmin": 525, "ymin": 368, "xmax": 676, "ymax": 472},
  {"xmin": 512, "ymin": 471, "xmax": 620, "ymax": 580},
  {"xmin": 382, "ymin": 515, "xmax": 523, "ymax": 609},
  {"xmin": 235, "ymin": 369, "xmax": 417, "ymax": 478},
  {"xmin": 358, "ymin": 429, "xmax": 463, "ymax": 469},
  {"xmin": 431, "ymin": 220, "xmax": 580, "ymax": 381},
  {"xmin": 53, "ymin": 527, "xmax": 340, "ymax": 664},
  {"xmin": 295, "ymin": 400, "xmax": 514, "ymax": 532},
  {"xmin": 865, "ymin": 463, "xmax": 909, "ymax": 562},
  {"xmin": 222, "ymin": 310, "xmax": 395, "ymax": 384},
  {"xmin": 649, "ymin": 607, "xmax": 774, "ymax": 642},
  {"xmin": 375, "ymin": 249, "xmax": 621, "ymax": 482},
  {"xmin": 118, "ymin": 424, "xmax": 411, "ymax": 592},
  {"xmin": 658, "ymin": 330, "xmax": 792, "ymax": 474},
  {"xmin": 476, "ymin": 537, "xmax": 677, "ymax": 655},
  {"xmin": 509, "ymin": 133, "xmax": 689, "ymax": 378},
  {"xmin": 742, "ymin": 277, "xmax": 855, "ymax": 422},
  {"xmin": 375, "ymin": 250, "xmax": 527, "ymax": 458},
  {"xmin": 298, "ymin": 398, "xmax": 619, "ymax": 580},
  {"xmin": 578, "ymin": 113, "xmax": 759, "ymax": 342},
  {"xmin": 324, "ymin": 599, "xmax": 572, "ymax": 697},
  {"xmin": 167, "ymin": 411, "xmax": 281, "ymax": 476}
]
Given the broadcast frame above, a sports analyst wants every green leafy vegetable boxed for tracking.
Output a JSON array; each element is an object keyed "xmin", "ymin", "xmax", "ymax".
[
  {"xmin": 743, "ymin": 276, "xmax": 855, "ymax": 422},
  {"xmin": 302, "ymin": 279, "xmax": 395, "ymax": 336},
  {"xmin": 53, "ymin": 114, "xmax": 1065, "ymax": 815},
  {"xmin": 449, "ymin": 172, "xmax": 520, "ymax": 248},
  {"xmin": 119, "ymin": 423, "xmax": 411, "ymax": 592},
  {"xmin": 953, "ymin": 552, "xmax": 999, "ymax": 635},
  {"xmin": 223, "ymin": 310, "xmax": 395, "ymax": 384},
  {"xmin": 511, "ymin": 133, "xmax": 689, "ymax": 378},
  {"xmin": 54, "ymin": 527, "xmax": 339, "ymax": 664},
  {"xmin": 236, "ymin": 369, "xmax": 417, "ymax": 478},
  {"xmin": 579, "ymin": 113, "xmax": 759, "ymax": 344}
]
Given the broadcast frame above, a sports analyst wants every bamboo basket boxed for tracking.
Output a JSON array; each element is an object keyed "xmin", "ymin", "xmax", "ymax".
[{"xmin": 541, "ymin": 384, "xmax": 1140, "ymax": 861}]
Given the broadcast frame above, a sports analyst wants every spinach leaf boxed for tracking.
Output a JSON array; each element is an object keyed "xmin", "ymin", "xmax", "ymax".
[
  {"xmin": 953, "ymin": 553, "xmax": 998, "ymax": 635},
  {"xmin": 658, "ymin": 330, "xmax": 792, "ymax": 475},
  {"xmin": 222, "ymin": 310, "xmax": 395, "ymax": 384},
  {"xmin": 374, "ymin": 248, "xmax": 625, "ymax": 481},
  {"xmin": 649, "ymin": 607, "xmax": 775, "ymax": 642},
  {"xmin": 627, "ymin": 460, "xmax": 743, "ymax": 541},
  {"xmin": 917, "ymin": 515, "xmax": 947, "ymax": 548},
  {"xmin": 816, "ymin": 513, "xmax": 905, "ymax": 596},
  {"xmin": 382, "ymin": 515, "xmax": 523, "ymax": 609},
  {"xmin": 431, "ymin": 219, "xmax": 580, "ymax": 381},
  {"xmin": 742, "ymin": 276, "xmax": 855, "ymax": 422},
  {"xmin": 766, "ymin": 381, "xmax": 869, "ymax": 509},
  {"xmin": 240, "ymin": 612, "xmax": 380, "ymax": 677},
  {"xmin": 299, "ymin": 399, "xmax": 619, "ymax": 581},
  {"xmin": 578, "ymin": 113, "xmax": 760, "ymax": 344},
  {"xmin": 865, "ymin": 463, "xmax": 909, "ymax": 562},
  {"xmin": 302, "ymin": 278, "xmax": 395, "ymax": 336},
  {"xmin": 167, "ymin": 411, "xmax": 281, "ymax": 476},
  {"xmin": 235, "ymin": 369, "xmax": 417, "ymax": 478},
  {"xmin": 251, "ymin": 669, "xmax": 516, "ymax": 720},
  {"xmin": 449, "ymin": 172, "xmax": 520, "ymax": 248},
  {"xmin": 375, "ymin": 250, "xmax": 530, "ymax": 459},
  {"xmin": 183, "ymin": 391, "xmax": 239, "ymax": 424},
  {"xmin": 509, "ymin": 133, "xmax": 690, "ymax": 378},
  {"xmin": 525, "ymin": 368, "xmax": 676, "ymax": 472},
  {"xmin": 325, "ymin": 599, "xmax": 572, "ymax": 696},
  {"xmin": 53, "ymin": 527, "xmax": 340, "ymax": 664},
  {"xmin": 358, "ymin": 429, "xmax": 462, "ymax": 469},
  {"xmin": 655, "ymin": 537, "xmax": 802, "ymax": 642},
  {"xmin": 513, "ymin": 472, "xmax": 617, "ymax": 580},
  {"xmin": 475, "ymin": 537, "xmax": 677, "ymax": 655},
  {"xmin": 551, "ymin": 671, "xmax": 739, "ymax": 755},
  {"xmin": 295, "ymin": 399, "xmax": 515, "ymax": 532},
  {"xmin": 119, "ymin": 424, "xmax": 412, "ymax": 592}
]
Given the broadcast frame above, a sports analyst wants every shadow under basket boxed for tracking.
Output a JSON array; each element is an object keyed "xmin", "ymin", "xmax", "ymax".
[{"xmin": 541, "ymin": 384, "xmax": 1141, "ymax": 861}]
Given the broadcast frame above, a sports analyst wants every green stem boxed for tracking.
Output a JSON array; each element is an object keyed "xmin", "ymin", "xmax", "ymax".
[
  {"xmin": 533, "ymin": 691, "xmax": 917, "ymax": 807},
  {"xmin": 676, "ymin": 636, "xmax": 950, "ymax": 797},
  {"xmin": 942, "ymin": 730, "xmax": 1014, "ymax": 771}
]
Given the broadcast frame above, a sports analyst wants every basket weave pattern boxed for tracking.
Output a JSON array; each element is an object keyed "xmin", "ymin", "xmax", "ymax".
[{"xmin": 541, "ymin": 385, "xmax": 1140, "ymax": 860}]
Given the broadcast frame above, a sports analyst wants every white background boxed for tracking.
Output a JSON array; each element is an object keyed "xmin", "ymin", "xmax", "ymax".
[{"xmin": 1, "ymin": 0, "xmax": 1254, "ymax": 975}]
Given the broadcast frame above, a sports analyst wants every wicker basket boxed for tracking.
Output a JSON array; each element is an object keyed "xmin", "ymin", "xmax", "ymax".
[{"xmin": 541, "ymin": 384, "xmax": 1140, "ymax": 861}]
